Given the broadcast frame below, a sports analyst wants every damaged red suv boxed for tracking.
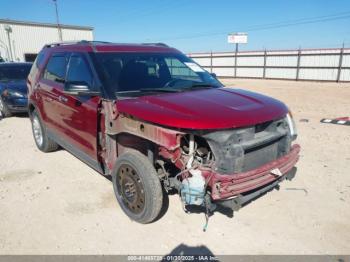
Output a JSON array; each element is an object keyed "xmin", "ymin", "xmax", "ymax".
[{"xmin": 27, "ymin": 41, "xmax": 300, "ymax": 224}]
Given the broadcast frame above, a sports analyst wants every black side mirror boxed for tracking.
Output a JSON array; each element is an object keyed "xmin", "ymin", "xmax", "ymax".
[
  {"xmin": 210, "ymin": 73, "xmax": 217, "ymax": 79},
  {"xmin": 64, "ymin": 81, "xmax": 99, "ymax": 96}
]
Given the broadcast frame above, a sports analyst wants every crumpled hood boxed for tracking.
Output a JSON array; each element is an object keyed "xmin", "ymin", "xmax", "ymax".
[
  {"xmin": 116, "ymin": 87, "xmax": 289, "ymax": 130},
  {"xmin": 0, "ymin": 80, "xmax": 27, "ymax": 94}
]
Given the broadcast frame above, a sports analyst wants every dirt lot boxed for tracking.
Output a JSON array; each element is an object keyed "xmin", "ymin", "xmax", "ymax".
[{"xmin": 0, "ymin": 79, "xmax": 349, "ymax": 255}]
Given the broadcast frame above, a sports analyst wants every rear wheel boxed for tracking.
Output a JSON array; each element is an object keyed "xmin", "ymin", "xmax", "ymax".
[
  {"xmin": 0, "ymin": 97, "xmax": 12, "ymax": 118},
  {"xmin": 30, "ymin": 110, "xmax": 59, "ymax": 152},
  {"xmin": 112, "ymin": 150, "xmax": 163, "ymax": 224}
]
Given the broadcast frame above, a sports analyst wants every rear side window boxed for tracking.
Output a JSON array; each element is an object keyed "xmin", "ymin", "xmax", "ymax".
[
  {"xmin": 35, "ymin": 51, "xmax": 45, "ymax": 68},
  {"xmin": 43, "ymin": 55, "xmax": 67, "ymax": 83},
  {"xmin": 66, "ymin": 55, "xmax": 93, "ymax": 87},
  {"xmin": 28, "ymin": 51, "xmax": 45, "ymax": 81}
]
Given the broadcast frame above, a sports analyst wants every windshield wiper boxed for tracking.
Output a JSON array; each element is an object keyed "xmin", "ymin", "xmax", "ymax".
[
  {"xmin": 115, "ymin": 88, "xmax": 181, "ymax": 97},
  {"xmin": 139, "ymin": 88, "xmax": 181, "ymax": 93},
  {"xmin": 115, "ymin": 85, "xmax": 212, "ymax": 97},
  {"xmin": 179, "ymin": 82, "xmax": 214, "ymax": 90}
]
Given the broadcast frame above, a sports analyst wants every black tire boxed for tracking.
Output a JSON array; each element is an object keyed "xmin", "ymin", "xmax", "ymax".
[
  {"xmin": 0, "ymin": 97, "xmax": 12, "ymax": 118},
  {"xmin": 30, "ymin": 110, "xmax": 59, "ymax": 152},
  {"xmin": 112, "ymin": 150, "xmax": 163, "ymax": 224}
]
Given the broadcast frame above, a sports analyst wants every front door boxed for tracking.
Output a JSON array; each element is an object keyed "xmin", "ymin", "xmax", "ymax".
[
  {"xmin": 40, "ymin": 52, "xmax": 100, "ymax": 164},
  {"xmin": 54, "ymin": 52, "xmax": 100, "ymax": 162}
]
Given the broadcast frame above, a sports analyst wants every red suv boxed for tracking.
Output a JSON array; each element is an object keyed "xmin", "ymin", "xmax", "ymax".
[{"xmin": 27, "ymin": 41, "xmax": 300, "ymax": 224}]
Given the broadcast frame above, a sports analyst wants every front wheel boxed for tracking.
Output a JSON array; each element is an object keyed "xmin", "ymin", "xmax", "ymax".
[{"xmin": 112, "ymin": 150, "xmax": 163, "ymax": 224}]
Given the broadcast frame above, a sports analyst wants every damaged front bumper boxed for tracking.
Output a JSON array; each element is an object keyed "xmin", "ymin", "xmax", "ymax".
[{"xmin": 201, "ymin": 144, "xmax": 300, "ymax": 207}]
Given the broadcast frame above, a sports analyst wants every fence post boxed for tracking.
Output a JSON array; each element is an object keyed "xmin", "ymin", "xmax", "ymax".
[
  {"xmin": 210, "ymin": 51, "xmax": 213, "ymax": 73},
  {"xmin": 336, "ymin": 45, "xmax": 344, "ymax": 82},
  {"xmin": 234, "ymin": 43, "xmax": 238, "ymax": 78},
  {"xmin": 296, "ymin": 48, "xmax": 301, "ymax": 81},
  {"xmin": 263, "ymin": 49, "xmax": 267, "ymax": 79}
]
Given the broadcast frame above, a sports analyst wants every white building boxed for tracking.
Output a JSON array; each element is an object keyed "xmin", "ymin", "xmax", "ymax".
[{"xmin": 0, "ymin": 19, "xmax": 94, "ymax": 62}]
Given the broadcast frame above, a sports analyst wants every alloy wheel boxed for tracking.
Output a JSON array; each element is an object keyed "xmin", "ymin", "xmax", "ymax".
[{"xmin": 32, "ymin": 115, "xmax": 43, "ymax": 147}]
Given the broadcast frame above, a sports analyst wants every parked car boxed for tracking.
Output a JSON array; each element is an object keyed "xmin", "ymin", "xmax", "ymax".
[
  {"xmin": 0, "ymin": 62, "xmax": 32, "ymax": 117},
  {"xmin": 27, "ymin": 41, "xmax": 300, "ymax": 224}
]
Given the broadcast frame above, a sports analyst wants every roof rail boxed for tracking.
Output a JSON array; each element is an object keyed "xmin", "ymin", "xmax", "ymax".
[
  {"xmin": 45, "ymin": 41, "xmax": 81, "ymax": 48},
  {"xmin": 44, "ymin": 41, "xmax": 170, "ymax": 51},
  {"xmin": 45, "ymin": 40, "xmax": 112, "ymax": 48},
  {"xmin": 141, "ymin": 42, "xmax": 169, "ymax": 47}
]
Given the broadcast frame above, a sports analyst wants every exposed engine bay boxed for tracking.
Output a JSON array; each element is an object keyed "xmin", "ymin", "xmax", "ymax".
[
  {"xmin": 162, "ymin": 117, "xmax": 295, "ymax": 207},
  {"xmin": 102, "ymin": 100, "xmax": 299, "ymax": 228}
]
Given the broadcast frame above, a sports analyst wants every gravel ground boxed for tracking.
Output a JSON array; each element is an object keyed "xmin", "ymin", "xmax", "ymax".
[{"xmin": 0, "ymin": 79, "xmax": 349, "ymax": 255}]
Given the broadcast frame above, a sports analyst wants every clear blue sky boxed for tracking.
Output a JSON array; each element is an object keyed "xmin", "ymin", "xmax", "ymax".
[{"xmin": 1, "ymin": 0, "xmax": 350, "ymax": 53}]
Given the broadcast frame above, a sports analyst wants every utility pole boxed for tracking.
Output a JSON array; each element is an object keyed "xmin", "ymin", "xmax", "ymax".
[
  {"xmin": 4, "ymin": 25, "xmax": 13, "ymax": 61},
  {"xmin": 53, "ymin": 0, "xmax": 63, "ymax": 41},
  {"xmin": 0, "ymin": 38, "xmax": 10, "ymax": 61}
]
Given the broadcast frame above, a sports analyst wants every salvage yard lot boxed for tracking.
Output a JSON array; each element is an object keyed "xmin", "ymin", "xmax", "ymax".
[{"xmin": 0, "ymin": 79, "xmax": 349, "ymax": 255}]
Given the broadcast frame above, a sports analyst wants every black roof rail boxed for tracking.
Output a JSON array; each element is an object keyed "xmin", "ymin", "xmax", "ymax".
[
  {"xmin": 44, "ymin": 41, "xmax": 170, "ymax": 50},
  {"xmin": 45, "ymin": 41, "xmax": 81, "ymax": 48},
  {"xmin": 141, "ymin": 42, "xmax": 169, "ymax": 47},
  {"xmin": 79, "ymin": 40, "xmax": 113, "ymax": 45},
  {"xmin": 45, "ymin": 40, "xmax": 113, "ymax": 48}
]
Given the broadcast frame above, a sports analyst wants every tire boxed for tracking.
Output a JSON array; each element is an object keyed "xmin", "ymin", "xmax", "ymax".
[
  {"xmin": 112, "ymin": 150, "xmax": 163, "ymax": 224},
  {"xmin": 30, "ymin": 110, "xmax": 59, "ymax": 152},
  {"xmin": 0, "ymin": 97, "xmax": 12, "ymax": 118}
]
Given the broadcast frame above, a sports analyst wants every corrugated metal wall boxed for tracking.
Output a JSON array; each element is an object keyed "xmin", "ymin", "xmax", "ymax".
[
  {"xmin": 189, "ymin": 48, "xmax": 350, "ymax": 82},
  {"xmin": 0, "ymin": 22, "xmax": 93, "ymax": 62}
]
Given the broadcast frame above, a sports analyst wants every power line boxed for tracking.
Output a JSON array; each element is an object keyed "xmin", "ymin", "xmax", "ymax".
[
  {"xmin": 114, "ymin": 1, "xmax": 188, "ymax": 26},
  {"xmin": 154, "ymin": 11, "xmax": 350, "ymax": 42}
]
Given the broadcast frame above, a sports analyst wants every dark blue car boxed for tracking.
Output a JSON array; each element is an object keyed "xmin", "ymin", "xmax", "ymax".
[{"xmin": 0, "ymin": 62, "xmax": 32, "ymax": 117}]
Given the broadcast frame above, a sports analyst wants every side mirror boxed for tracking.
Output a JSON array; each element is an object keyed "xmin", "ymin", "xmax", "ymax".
[
  {"xmin": 210, "ymin": 73, "xmax": 217, "ymax": 79},
  {"xmin": 63, "ymin": 81, "xmax": 99, "ymax": 96}
]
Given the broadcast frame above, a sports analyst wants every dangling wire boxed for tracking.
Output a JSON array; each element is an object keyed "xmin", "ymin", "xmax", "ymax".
[{"xmin": 203, "ymin": 194, "xmax": 211, "ymax": 232}]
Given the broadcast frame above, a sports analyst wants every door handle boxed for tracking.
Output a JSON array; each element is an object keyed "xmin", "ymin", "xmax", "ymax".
[{"xmin": 58, "ymin": 95, "xmax": 68, "ymax": 103}]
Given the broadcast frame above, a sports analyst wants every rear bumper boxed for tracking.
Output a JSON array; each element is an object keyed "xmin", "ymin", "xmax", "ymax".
[{"xmin": 201, "ymin": 144, "xmax": 300, "ymax": 201}]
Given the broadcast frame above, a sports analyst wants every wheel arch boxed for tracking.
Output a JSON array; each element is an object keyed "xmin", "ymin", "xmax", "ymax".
[
  {"xmin": 116, "ymin": 132, "xmax": 158, "ymax": 163},
  {"xmin": 28, "ymin": 102, "xmax": 36, "ymax": 117}
]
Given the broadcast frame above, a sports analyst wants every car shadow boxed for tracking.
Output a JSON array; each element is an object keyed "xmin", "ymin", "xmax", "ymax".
[
  {"xmin": 0, "ymin": 112, "xmax": 28, "ymax": 121},
  {"xmin": 162, "ymin": 243, "xmax": 216, "ymax": 261},
  {"xmin": 14, "ymin": 112, "xmax": 28, "ymax": 118}
]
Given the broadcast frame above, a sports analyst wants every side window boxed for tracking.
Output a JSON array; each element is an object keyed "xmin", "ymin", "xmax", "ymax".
[
  {"xmin": 66, "ymin": 54, "xmax": 93, "ymax": 87},
  {"xmin": 29, "ymin": 51, "xmax": 45, "ymax": 80},
  {"xmin": 43, "ymin": 54, "xmax": 67, "ymax": 83},
  {"xmin": 35, "ymin": 51, "xmax": 45, "ymax": 68}
]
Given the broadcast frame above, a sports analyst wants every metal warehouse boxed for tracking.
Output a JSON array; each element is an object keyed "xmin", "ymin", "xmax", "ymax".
[{"xmin": 0, "ymin": 19, "xmax": 93, "ymax": 62}]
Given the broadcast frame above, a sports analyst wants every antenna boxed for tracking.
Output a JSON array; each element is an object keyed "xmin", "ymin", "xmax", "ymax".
[{"xmin": 53, "ymin": 0, "xmax": 63, "ymax": 41}]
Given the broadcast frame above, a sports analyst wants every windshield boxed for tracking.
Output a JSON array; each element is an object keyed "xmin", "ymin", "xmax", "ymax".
[
  {"xmin": 92, "ymin": 52, "xmax": 223, "ymax": 96},
  {"xmin": 0, "ymin": 65, "xmax": 31, "ymax": 82}
]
